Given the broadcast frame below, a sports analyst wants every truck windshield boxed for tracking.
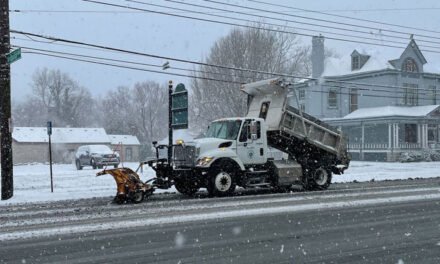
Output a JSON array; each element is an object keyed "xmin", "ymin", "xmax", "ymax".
[{"xmin": 205, "ymin": 120, "xmax": 242, "ymax": 140}]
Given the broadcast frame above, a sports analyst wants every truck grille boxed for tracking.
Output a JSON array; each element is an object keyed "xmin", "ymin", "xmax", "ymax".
[{"xmin": 174, "ymin": 145, "xmax": 197, "ymax": 167}]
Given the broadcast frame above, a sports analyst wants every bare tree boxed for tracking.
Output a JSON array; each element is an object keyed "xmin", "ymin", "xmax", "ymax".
[
  {"xmin": 100, "ymin": 82, "xmax": 168, "ymax": 158},
  {"xmin": 190, "ymin": 24, "xmax": 311, "ymax": 133},
  {"xmin": 13, "ymin": 68, "xmax": 95, "ymax": 127},
  {"xmin": 12, "ymin": 97, "xmax": 47, "ymax": 126},
  {"xmin": 132, "ymin": 81, "xmax": 168, "ymax": 148},
  {"xmin": 31, "ymin": 68, "xmax": 93, "ymax": 127}
]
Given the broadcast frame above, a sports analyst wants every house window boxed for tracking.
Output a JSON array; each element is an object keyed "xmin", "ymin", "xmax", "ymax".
[
  {"xmin": 429, "ymin": 85, "xmax": 437, "ymax": 104},
  {"xmin": 298, "ymin": 89, "xmax": 305, "ymax": 100},
  {"xmin": 404, "ymin": 124, "xmax": 417, "ymax": 143},
  {"xmin": 349, "ymin": 88, "xmax": 358, "ymax": 113},
  {"xmin": 428, "ymin": 125, "xmax": 438, "ymax": 143},
  {"xmin": 328, "ymin": 88, "xmax": 338, "ymax": 108},
  {"xmin": 125, "ymin": 147, "xmax": 133, "ymax": 161},
  {"xmin": 351, "ymin": 56, "xmax": 360, "ymax": 70},
  {"xmin": 402, "ymin": 83, "xmax": 418, "ymax": 106},
  {"xmin": 402, "ymin": 58, "xmax": 418, "ymax": 73}
]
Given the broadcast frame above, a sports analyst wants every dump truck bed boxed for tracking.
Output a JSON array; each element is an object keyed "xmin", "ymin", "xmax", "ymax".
[{"xmin": 242, "ymin": 78, "xmax": 349, "ymax": 169}]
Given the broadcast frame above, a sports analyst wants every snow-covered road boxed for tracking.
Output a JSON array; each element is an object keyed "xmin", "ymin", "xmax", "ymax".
[{"xmin": 1, "ymin": 161, "xmax": 440, "ymax": 205}]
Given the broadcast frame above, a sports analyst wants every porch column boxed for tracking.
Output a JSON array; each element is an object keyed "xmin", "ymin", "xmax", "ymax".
[
  {"xmin": 360, "ymin": 122, "xmax": 365, "ymax": 161},
  {"xmin": 393, "ymin": 123, "xmax": 399, "ymax": 149},
  {"xmin": 388, "ymin": 123, "xmax": 392, "ymax": 149},
  {"xmin": 417, "ymin": 124, "xmax": 422, "ymax": 147},
  {"xmin": 423, "ymin": 124, "xmax": 428, "ymax": 148}
]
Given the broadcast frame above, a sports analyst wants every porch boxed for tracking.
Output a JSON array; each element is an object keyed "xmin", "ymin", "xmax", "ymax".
[{"xmin": 325, "ymin": 105, "xmax": 440, "ymax": 161}]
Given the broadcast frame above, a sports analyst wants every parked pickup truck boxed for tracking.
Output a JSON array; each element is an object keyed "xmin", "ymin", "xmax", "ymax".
[{"xmin": 148, "ymin": 78, "xmax": 350, "ymax": 196}]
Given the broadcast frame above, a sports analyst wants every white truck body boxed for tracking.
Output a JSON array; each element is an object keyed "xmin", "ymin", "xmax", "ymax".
[{"xmin": 151, "ymin": 78, "xmax": 350, "ymax": 196}]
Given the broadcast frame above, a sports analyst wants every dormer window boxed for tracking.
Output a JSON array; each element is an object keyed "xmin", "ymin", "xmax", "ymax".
[
  {"xmin": 351, "ymin": 55, "xmax": 360, "ymax": 70},
  {"xmin": 403, "ymin": 58, "xmax": 418, "ymax": 73}
]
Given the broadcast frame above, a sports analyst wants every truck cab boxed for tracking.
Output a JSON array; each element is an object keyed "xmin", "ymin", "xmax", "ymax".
[{"xmin": 199, "ymin": 117, "xmax": 268, "ymax": 167}]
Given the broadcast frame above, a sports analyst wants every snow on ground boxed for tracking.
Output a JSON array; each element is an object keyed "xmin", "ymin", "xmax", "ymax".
[
  {"xmin": 0, "ymin": 161, "xmax": 439, "ymax": 206},
  {"xmin": 0, "ymin": 162, "xmax": 175, "ymax": 206}
]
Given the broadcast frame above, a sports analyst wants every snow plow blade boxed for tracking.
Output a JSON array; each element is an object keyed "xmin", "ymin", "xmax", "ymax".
[{"xmin": 96, "ymin": 167, "xmax": 153, "ymax": 204}]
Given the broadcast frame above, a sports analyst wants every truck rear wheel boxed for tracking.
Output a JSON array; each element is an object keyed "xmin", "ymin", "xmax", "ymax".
[
  {"xmin": 305, "ymin": 167, "xmax": 332, "ymax": 191},
  {"xmin": 207, "ymin": 161, "xmax": 237, "ymax": 197},
  {"xmin": 175, "ymin": 181, "xmax": 200, "ymax": 196}
]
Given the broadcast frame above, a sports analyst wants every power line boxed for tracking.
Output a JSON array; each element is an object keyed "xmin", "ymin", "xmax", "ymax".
[
  {"xmin": 21, "ymin": 50, "xmax": 437, "ymax": 102},
  {"xmin": 204, "ymin": 0, "xmax": 440, "ymax": 41},
  {"xmin": 14, "ymin": 43, "xmax": 439, "ymax": 99},
  {"xmin": 11, "ymin": 30, "xmax": 440, "ymax": 93},
  {"xmin": 11, "ymin": 7, "xmax": 440, "ymax": 14},
  {"xmin": 14, "ymin": 45, "xmax": 254, "ymax": 79},
  {"xmin": 21, "ymin": 50, "xmax": 245, "ymax": 85},
  {"xmin": 159, "ymin": 0, "xmax": 440, "ymax": 49},
  {"xmin": 81, "ymin": 0, "xmax": 440, "ymax": 54},
  {"xmin": 247, "ymin": 0, "xmax": 440, "ymax": 36},
  {"xmin": 11, "ymin": 29, "xmax": 310, "ymax": 78}
]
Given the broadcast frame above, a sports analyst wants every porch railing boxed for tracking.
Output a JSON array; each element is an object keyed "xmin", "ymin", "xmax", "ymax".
[{"xmin": 348, "ymin": 143, "xmax": 424, "ymax": 150}]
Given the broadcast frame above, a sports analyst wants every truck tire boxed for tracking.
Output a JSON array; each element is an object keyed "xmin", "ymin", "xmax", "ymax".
[
  {"xmin": 175, "ymin": 181, "xmax": 200, "ymax": 196},
  {"xmin": 207, "ymin": 160, "xmax": 237, "ymax": 197},
  {"xmin": 131, "ymin": 191, "xmax": 145, "ymax": 203},
  {"xmin": 305, "ymin": 167, "xmax": 332, "ymax": 191}
]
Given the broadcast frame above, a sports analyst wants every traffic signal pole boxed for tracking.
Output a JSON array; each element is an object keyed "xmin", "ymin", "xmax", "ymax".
[{"xmin": 0, "ymin": 0, "xmax": 13, "ymax": 200}]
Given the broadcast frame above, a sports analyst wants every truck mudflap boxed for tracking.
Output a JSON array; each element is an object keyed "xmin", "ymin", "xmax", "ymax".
[
  {"xmin": 96, "ymin": 167, "xmax": 154, "ymax": 204},
  {"xmin": 331, "ymin": 164, "xmax": 349, "ymax": 175}
]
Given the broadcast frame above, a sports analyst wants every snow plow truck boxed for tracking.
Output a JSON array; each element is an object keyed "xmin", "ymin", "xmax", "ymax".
[
  {"xmin": 98, "ymin": 78, "xmax": 350, "ymax": 202},
  {"xmin": 146, "ymin": 78, "xmax": 350, "ymax": 197}
]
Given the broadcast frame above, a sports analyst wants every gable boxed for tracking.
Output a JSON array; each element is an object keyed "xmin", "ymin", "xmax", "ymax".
[{"xmin": 393, "ymin": 39, "xmax": 427, "ymax": 73}]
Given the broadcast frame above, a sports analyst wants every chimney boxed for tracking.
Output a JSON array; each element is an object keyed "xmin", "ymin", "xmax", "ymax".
[{"xmin": 312, "ymin": 35, "xmax": 325, "ymax": 78}]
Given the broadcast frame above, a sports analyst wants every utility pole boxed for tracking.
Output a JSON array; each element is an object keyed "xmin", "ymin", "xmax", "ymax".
[
  {"xmin": 0, "ymin": 0, "xmax": 13, "ymax": 200},
  {"xmin": 168, "ymin": 80, "xmax": 173, "ymax": 165}
]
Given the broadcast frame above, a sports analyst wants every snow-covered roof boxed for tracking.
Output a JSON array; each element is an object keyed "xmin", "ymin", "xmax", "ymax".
[
  {"xmin": 108, "ymin": 135, "xmax": 140, "ymax": 145},
  {"xmin": 342, "ymin": 105, "xmax": 440, "ymax": 120},
  {"xmin": 322, "ymin": 49, "xmax": 397, "ymax": 77},
  {"xmin": 321, "ymin": 42, "xmax": 440, "ymax": 77},
  {"xmin": 13, "ymin": 127, "xmax": 110, "ymax": 144}
]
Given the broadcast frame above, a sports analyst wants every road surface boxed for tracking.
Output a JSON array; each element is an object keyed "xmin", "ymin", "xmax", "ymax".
[{"xmin": 1, "ymin": 178, "xmax": 440, "ymax": 263}]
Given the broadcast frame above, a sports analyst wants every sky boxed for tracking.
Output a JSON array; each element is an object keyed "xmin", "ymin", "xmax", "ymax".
[{"xmin": 9, "ymin": 0, "xmax": 440, "ymax": 102}]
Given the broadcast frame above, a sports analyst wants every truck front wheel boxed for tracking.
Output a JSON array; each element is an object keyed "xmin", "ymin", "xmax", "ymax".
[
  {"xmin": 207, "ymin": 161, "xmax": 237, "ymax": 197},
  {"xmin": 175, "ymin": 181, "xmax": 200, "ymax": 196}
]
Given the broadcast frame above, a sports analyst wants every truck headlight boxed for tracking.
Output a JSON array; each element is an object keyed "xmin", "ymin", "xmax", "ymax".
[{"xmin": 196, "ymin": 156, "xmax": 214, "ymax": 167}]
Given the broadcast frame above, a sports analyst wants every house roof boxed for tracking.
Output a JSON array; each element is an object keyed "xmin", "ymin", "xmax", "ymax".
[
  {"xmin": 13, "ymin": 127, "xmax": 110, "ymax": 144},
  {"xmin": 322, "ymin": 49, "xmax": 398, "ymax": 77},
  {"xmin": 320, "ymin": 39, "xmax": 440, "ymax": 78},
  {"xmin": 342, "ymin": 105, "xmax": 440, "ymax": 120},
  {"xmin": 108, "ymin": 135, "xmax": 140, "ymax": 145}
]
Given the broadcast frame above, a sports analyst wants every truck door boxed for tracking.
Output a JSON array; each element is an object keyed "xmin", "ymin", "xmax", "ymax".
[{"xmin": 237, "ymin": 120, "xmax": 266, "ymax": 165}]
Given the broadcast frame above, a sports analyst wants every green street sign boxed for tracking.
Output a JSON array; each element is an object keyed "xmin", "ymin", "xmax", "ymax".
[
  {"xmin": 7, "ymin": 48, "xmax": 21, "ymax": 64},
  {"xmin": 172, "ymin": 83, "xmax": 188, "ymax": 129}
]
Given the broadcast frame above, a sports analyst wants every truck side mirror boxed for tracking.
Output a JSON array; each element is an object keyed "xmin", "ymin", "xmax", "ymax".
[{"xmin": 250, "ymin": 121, "xmax": 258, "ymax": 140}]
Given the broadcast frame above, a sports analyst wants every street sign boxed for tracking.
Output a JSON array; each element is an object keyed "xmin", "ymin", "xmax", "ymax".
[
  {"xmin": 171, "ymin": 83, "xmax": 188, "ymax": 129},
  {"xmin": 7, "ymin": 48, "xmax": 21, "ymax": 64},
  {"xmin": 47, "ymin": 121, "xmax": 52, "ymax": 136}
]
